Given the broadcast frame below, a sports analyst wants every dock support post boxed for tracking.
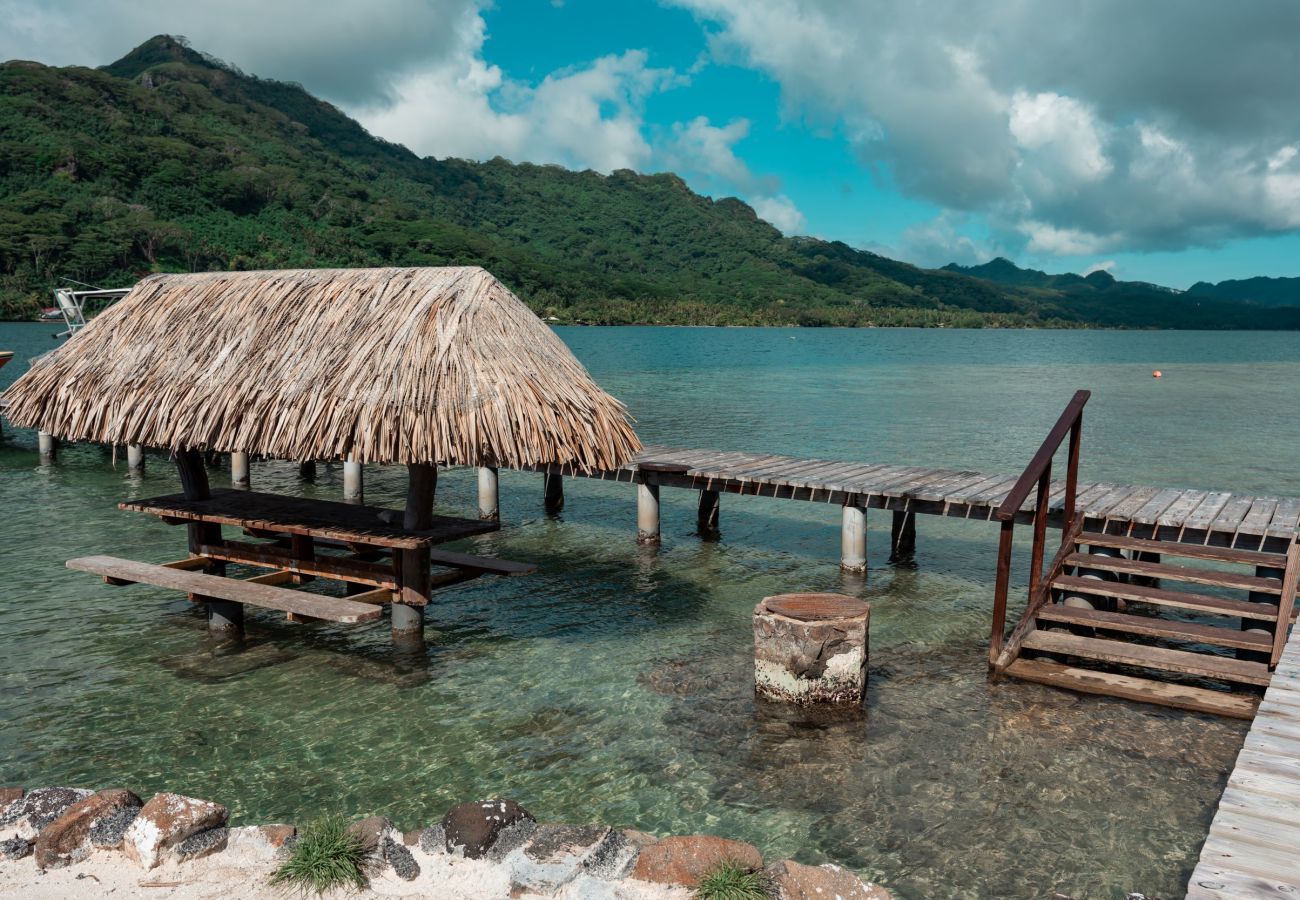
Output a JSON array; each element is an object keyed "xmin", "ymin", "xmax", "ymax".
[
  {"xmin": 697, "ymin": 489, "xmax": 720, "ymax": 538},
  {"xmin": 175, "ymin": 449, "xmax": 236, "ymax": 637},
  {"xmin": 298, "ymin": 460, "xmax": 316, "ymax": 482},
  {"xmin": 544, "ymin": 471, "xmax": 564, "ymax": 513},
  {"xmin": 230, "ymin": 452, "xmax": 250, "ymax": 490},
  {"xmin": 205, "ymin": 600, "xmax": 244, "ymax": 637},
  {"xmin": 889, "ymin": 510, "xmax": 915, "ymax": 563},
  {"xmin": 127, "ymin": 444, "xmax": 145, "ymax": 475},
  {"xmin": 478, "ymin": 466, "xmax": 500, "ymax": 521},
  {"xmin": 393, "ymin": 463, "xmax": 437, "ymax": 648},
  {"xmin": 343, "ymin": 455, "xmax": 363, "ymax": 504},
  {"xmin": 840, "ymin": 503, "xmax": 867, "ymax": 574},
  {"xmin": 38, "ymin": 431, "xmax": 56, "ymax": 464},
  {"xmin": 1239, "ymin": 563, "xmax": 1285, "ymax": 661},
  {"xmin": 637, "ymin": 480, "xmax": 661, "ymax": 544}
]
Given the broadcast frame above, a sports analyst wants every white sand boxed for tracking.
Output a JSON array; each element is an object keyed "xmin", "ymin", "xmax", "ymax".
[{"xmin": 0, "ymin": 838, "xmax": 690, "ymax": 899}]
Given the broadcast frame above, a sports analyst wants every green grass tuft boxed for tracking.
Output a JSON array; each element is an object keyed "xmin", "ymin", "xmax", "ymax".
[
  {"xmin": 269, "ymin": 814, "xmax": 370, "ymax": 895},
  {"xmin": 694, "ymin": 859, "xmax": 771, "ymax": 900}
]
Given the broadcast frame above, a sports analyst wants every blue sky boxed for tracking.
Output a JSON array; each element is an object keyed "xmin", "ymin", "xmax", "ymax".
[{"xmin": 8, "ymin": 0, "xmax": 1300, "ymax": 288}]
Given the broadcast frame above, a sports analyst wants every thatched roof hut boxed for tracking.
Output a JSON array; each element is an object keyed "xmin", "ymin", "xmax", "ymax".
[{"xmin": 4, "ymin": 267, "xmax": 641, "ymax": 470}]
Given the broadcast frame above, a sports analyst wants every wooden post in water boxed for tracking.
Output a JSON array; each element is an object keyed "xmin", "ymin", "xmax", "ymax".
[
  {"xmin": 393, "ymin": 464, "xmax": 436, "ymax": 647},
  {"xmin": 175, "ymin": 449, "xmax": 241, "ymax": 637},
  {"xmin": 127, "ymin": 444, "xmax": 145, "ymax": 476},
  {"xmin": 230, "ymin": 452, "xmax": 251, "ymax": 490},
  {"xmin": 1240, "ymin": 562, "xmax": 1285, "ymax": 662},
  {"xmin": 698, "ymin": 489, "xmax": 721, "ymax": 538},
  {"xmin": 840, "ymin": 503, "xmax": 867, "ymax": 573},
  {"xmin": 543, "ymin": 471, "xmax": 564, "ymax": 513},
  {"xmin": 343, "ymin": 454, "xmax": 363, "ymax": 504},
  {"xmin": 890, "ymin": 510, "xmax": 915, "ymax": 563},
  {"xmin": 478, "ymin": 466, "xmax": 500, "ymax": 521},
  {"xmin": 297, "ymin": 460, "xmax": 316, "ymax": 482},
  {"xmin": 38, "ymin": 431, "xmax": 56, "ymax": 464},
  {"xmin": 637, "ymin": 479, "xmax": 661, "ymax": 544}
]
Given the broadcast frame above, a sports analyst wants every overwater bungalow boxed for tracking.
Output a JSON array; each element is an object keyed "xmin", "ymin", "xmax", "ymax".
[{"xmin": 1, "ymin": 266, "xmax": 642, "ymax": 643}]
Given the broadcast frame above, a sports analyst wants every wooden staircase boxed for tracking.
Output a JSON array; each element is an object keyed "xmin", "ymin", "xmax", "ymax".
[{"xmin": 986, "ymin": 392, "xmax": 1300, "ymax": 719}]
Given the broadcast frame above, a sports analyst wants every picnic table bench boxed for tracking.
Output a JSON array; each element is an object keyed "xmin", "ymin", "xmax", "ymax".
[{"xmin": 69, "ymin": 488, "xmax": 535, "ymax": 628}]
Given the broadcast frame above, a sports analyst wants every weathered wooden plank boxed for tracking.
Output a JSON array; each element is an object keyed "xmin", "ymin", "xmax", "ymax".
[
  {"xmin": 1005, "ymin": 658, "xmax": 1257, "ymax": 718},
  {"xmin": 945, "ymin": 473, "xmax": 1014, "ymax": 504},
  {"xmin": 1020, "ymin": 630, "xmax": 1271, "ymax": 685},
  {"xmin": 1156, "ymin": 489, "xmax": 1209, "ymax": 528},
  {"xmin": 198, "ymin": 541, "xmax": 399, "ymax": 590},
  {"xmin": 1077, "ymin": 531, "xmax": 1286, "ymax": 567},
  {"xmin": 1183, "ymin": 492, "xmax": 1236, "ymax": 532},
  {"xmin": 1240, "ymin": 498, "xmax": 1282, "ymax": 537},
  {"xmin": 1062, "ymin": 552, "xmax": 1286, "ymax": 594},
  {"xmin": 911, "ymin": 471, "xmax": 986, "ymax": 503},
  {"xmin": 1130, "ymin": 487, "xmax": 1187, "ymax": 526},
  {"xmin": 67, "ymin": 555, "xmax": 382, "ymax": 623},
  {"xmin": 1084, "ymin": 484, "xmax": 1144, "ymax": 519},
  {"xmin": 1267, "ymin": 498, "xmax": 1300, "ymax": 537},
  {"xmin": 1211, "ymin": 494, "xmax": 1260, "ymax": 535},
  {"xmin": 1186, "ymin": 865, "xmax": 1300, "ymax": 900},
  {"xmin": 1102, "ymin": 485, "xmax": 1164, "ymax": 524}
]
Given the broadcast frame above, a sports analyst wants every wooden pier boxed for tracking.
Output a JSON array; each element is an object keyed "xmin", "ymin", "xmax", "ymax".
[{"xmin": 1187, "ymin": 619, "xmax": 1300, "ymax": 898}]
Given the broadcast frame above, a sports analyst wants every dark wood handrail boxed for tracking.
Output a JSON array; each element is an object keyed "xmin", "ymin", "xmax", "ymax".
[{"xmin": 995, "ymin": 390, "xmax": 1090, "ymax": 521}]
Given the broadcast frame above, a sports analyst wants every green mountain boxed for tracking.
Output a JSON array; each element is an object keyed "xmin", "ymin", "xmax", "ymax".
[
  {"xmin": 1, "ymin": 35, "xmax": 1297, "ymax": 329},
  {"xmin": 1186, "ymin": 276, "xmax": 1300, "ymax": 307}
]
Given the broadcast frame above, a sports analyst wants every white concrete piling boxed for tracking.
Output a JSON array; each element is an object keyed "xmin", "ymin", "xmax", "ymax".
[
  {"xmin": 127, "ymin": 444, "xmax": 145, "ymax": 475},
  {"xmin": 343, "ymin": 455, "xmax": 363, "ymax": 504},
  {"xmin": 637, "ymin": 481, "xmax": 661, "ymax": 544},
  {"xmin": 38, "ymin": 431, "xmax": 56, "ymax": 464},
  {"xmin": 840, "ymin": 504, "xmax": 867, "ymax": 573},
  {"xmin": 478, "ymin": 466, "xmax": 500, "ymax": 520},
  {"xmin": 230, "ymin": 452, "xmax": 251, "ymax": 490}
]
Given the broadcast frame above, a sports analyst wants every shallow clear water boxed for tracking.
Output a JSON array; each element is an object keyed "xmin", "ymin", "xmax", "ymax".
[{"xmin": 4, "ymin": 322, "xmax": 1298, "ymax": 899}]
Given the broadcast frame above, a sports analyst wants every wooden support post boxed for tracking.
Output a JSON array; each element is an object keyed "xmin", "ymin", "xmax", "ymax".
[
  {"xmin": 297, "ymin": 460, "xmax": 316, "ymax": 482},
  {"xmin": 393, "ymin": 464, "xmax": 436, "ymax": 646},
  {"xmin": 697, "ymin": 489, "xmax": 720, "ymax": 538},
  {"xmin": 343, "ymin": 455, "xmax": 363, "ymax": 504},
  {"xmin": 38, "ymin": 431, "xmax": 56, "ymax": 464},
  {"xmin": 126, "ymin": 444, "xmax": 145, "ymax": 475},
  {"xmin": 544, "ymin": 471, "xmax": 564, "ymax": 513},
  {"xmin": 637, "ymin": 480, "xmax": 661, "ymax": 544},
  {"xmin": 1239, "ymin": 562, "xmax": 1285, "ymax": 662},
  {"xmin": 175, "ymin": 449, "xmax": 234, "ymax": 635},
  {"xmin": 840, "ymin": 503, "xmax": 867, "ymax": 574},
  {"xmin": 478, "ymin": 466, "xmax": 500, "ymax": 521},
  {"xmin": 230, "ymin": 452, "xmax": 250, "ymax": 490},
  {"xmin": 889, "ymin": 510, "xmax": 916, "ymax": 563}
]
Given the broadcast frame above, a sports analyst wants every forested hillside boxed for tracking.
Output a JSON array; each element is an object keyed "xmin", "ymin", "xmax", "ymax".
[{"xmin": 2, "ymin": 35, "xmax": 1297, "ymax": 329}]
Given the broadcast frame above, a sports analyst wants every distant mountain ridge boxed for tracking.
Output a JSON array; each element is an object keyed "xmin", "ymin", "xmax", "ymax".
[
  {"xmin": 1186, "ymin": 276, "xmax": 1300, "ymax": 308},
  {"xmin": 0, "ymin": 35, "xmax": 1298, "ymax": 328}
]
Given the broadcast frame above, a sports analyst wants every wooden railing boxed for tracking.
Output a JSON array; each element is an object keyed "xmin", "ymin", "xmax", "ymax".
[{"xmin": 989, "ymin": 390, "xmax": 1090, "ymax": 672}]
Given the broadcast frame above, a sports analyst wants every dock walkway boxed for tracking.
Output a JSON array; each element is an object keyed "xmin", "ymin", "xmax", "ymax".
[
  {"xmin": 535, "ymin": 444, "xmax": 1300, "ymax": 551},
  {"xmin": 1187, "ymin": 622, "xmax": 1300, "ymax": 897}
]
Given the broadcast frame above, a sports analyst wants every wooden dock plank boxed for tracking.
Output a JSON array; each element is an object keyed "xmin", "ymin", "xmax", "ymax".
[
  {"xmin": 1183, "ymin": 492, "xmax": 1236, "ymax": 532},
  {"xmin": 1268, "ymin": 498, "xmax": 1300, "ymax": 538},
  {"xmin": 1240, "ymin": 498, "xmax": 1282, "ymax": 537}
]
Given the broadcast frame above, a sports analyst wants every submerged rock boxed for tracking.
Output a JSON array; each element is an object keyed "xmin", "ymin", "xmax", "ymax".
[
  {"xmin": 442, "ymin": 799, "xmax": 535, "ymax": 860},
  {"xmin": 630, "ymin": 834, "xmax": 763, "ymax": 887},
  {"xmin": 123, "ymin": 793, "xmax": 229, "ymax": 869},
  {"xmin": 764, "ymin": 859, "xmax": 894, "ymax": 899},
  {"xmin": 34, "ymin": 789, "xmax": 142, "ymax": 869}
]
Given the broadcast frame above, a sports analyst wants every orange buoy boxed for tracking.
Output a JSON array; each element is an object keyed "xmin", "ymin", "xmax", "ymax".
[{"xmin": 1152, "ymin": 370, "xmax": 1162, "ymax": 378}]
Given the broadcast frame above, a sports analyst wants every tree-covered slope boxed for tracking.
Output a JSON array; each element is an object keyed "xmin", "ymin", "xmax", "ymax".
[
  {"xmin": 1, "ymin": 35, "xmax": 1296, "ymax": 329},
  {"xmin": 1186, "ymin": 276, "xmax": 1300, "ymax": 307}
]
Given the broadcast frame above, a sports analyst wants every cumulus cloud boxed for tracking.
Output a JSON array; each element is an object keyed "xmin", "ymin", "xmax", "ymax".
[
  {"xmin": 750, "ymin": 195, "xmax": 806, "ymax": 234},
  {"xmin": 0, "ymin": 0, "xmax": 481, "ymax": 104},
  {"xmin": 673, "ymin": 0, "xmax": 1300, "ymax": 255}
]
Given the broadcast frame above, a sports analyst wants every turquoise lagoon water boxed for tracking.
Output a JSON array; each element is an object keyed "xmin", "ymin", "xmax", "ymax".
[{"xmin": 3, "ymin": 322, "xmax": 1299, "ymax": 898}]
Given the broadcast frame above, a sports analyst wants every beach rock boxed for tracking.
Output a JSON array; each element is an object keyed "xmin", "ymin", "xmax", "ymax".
[
  {"xmin": 764, "ymin": 859, "xmax": 894, "ymax": 900},
  {"xmin": 123, "ymin": 793, "xmax": 229, "ymax": 869},
  {"xmin": 402, "ymin": 829, "xmax": 420, "ymax": 846},
  {"xmin": 504, "ymin": 824, "xmax": 611, "ymax": 893},
  {"xmin": 382, "ymin": 836, "xmax": 420, "ymax": 881},
  {"xmin": 631, "ymin": 834, "xmax": 763, "ymax": 887},
  {"xmin": 0, "ymin": 788, "xmax": 22, "ymax": 818},
  {"xmin": 418, "ymin": 824, "xmax": 446, "ymax": 855},
  {"xmin": 347, "ymin": 815, "xmax": 397, "ymax": 855},
  {"xmin": 442, "ymin": 799, "xmax": 535, "ymax": 859},
  {"xmin": 0, "ymin": 837, "xmax": 32, "ymax": 861},
  {"xmin": 176, "ymin": 826, "xmax": 229, "ymax": 863},
  {"xmin": 6, "ymin": 787, "xmax": 94, "ymax": 840},
  {"xmin": 34, "ymin": 789, "xmax": 142, "ymax": 869},
  {"xmin": 89, "ymin": 805, "xmax": 141, "ymax": 850},
  {"xmin": 259, "ymin": 824, "xmax": 296, "ymax": 849},
  {"xmin": 583, "ymin": 829, "xmax": 640, "ymax": 880},
  {"xmin": 226, "ymin": 825, "xmax": 296, "ymax": 860}
]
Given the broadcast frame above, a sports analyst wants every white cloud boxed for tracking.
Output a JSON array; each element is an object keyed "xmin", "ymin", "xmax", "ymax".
[
  {"xmin": 1083, "ymin": 260, "xmax": 1116, "ymax": 276},
  {"xmin": 899, "ymin": 213, "xmax": 1001, "ymax": 267},
  {"xmin": 673, "ymin": 0, "xmax": 1300, "ymax": 256},
  {"xmin": 751, "ymin": 195, "xmax": 806, "ymax": 234}
]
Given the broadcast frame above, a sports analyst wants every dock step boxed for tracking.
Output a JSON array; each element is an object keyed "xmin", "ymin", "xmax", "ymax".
[
  {"xmin": 1036, "ymin": 605, "xmax": 1274, "ymax": 652},
  {"xmin": 67, "ymin": 555, "xmax": 382, "ymax": 624},
  {"xmin": 1004, "ymin": 658, "xmax": 1259, "ymax": 719},
  {"xmin": 1022, "ymin": 629, "xmax": 1271, "ymax": 685},
  {"xmin": 1051, "ymin": 574, "xmax": 1289, "ymax": 621},
  {"xmin": 1078, "ymin": 532, "xmax": 1287, "ymax": 568},
  {"xmin": 1064, "ymin": 552, "xmax": 1287, "ymax": 594}
]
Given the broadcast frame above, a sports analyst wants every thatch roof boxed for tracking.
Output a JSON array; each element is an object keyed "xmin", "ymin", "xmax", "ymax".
[{"xmin": 3, "ymin": 267, "xmax": 641, "ymax": 470}]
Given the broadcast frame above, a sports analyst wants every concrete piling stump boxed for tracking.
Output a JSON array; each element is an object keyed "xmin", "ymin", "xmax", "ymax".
[{"xmin": 754, "ymin": 593, "xmax": 870, "ymax": 705}]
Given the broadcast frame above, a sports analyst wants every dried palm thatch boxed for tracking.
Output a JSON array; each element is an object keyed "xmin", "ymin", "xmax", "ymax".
[{"xmin": 3, "ymin": 267, "xmax": 641, "ymax": 470}]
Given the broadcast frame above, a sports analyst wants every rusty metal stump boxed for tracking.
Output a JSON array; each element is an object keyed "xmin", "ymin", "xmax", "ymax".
[{"xmin": 753, "ymin": 593, "xmax": 870, "ymax": 705}]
